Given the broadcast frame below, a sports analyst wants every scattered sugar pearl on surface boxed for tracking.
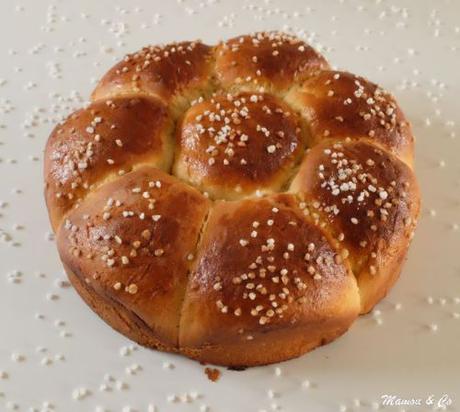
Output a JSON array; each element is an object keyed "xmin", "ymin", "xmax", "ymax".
[
  {"xmin": 40, "ymin": 356, "xmax": 53, "ymax": 366},
  {"xmin": 125, "ymin": 363, "xmax": 142, "ymax": 376},
  {"xmin": 119, "ymin": 346, "xmax": 133, "ymax": 357},
  {"xmin": 162, "ymin": 361, "xmax": 175, "ymax": 370},
  {"xmin": 394, "ymin": 302, "xmax": 403, "ymax": 310},
  {"xmin": 46, "ymin": 293, "xmax": 59, "ymax": 301},
  {"xmin": 72, "ymin": 387, "xmax": 91, "ymax": 401},
  {"xmin": 302, "ymin": 379, "xmax": 311, "ymax": 388},
  {"xmin": 167, "ymin": 394, "xmax": 179, "ymax": 403},
  {"xmin": 115, "ymin": 380, "xmax": 129, "ymax": 391},
  {"xmin": 371, "ymin": 401, "xmax": 380, "ymax": 410},
  {"xmin": 5, "ymin": 401, "xmax": 19, "ymax": 410},
  {"xmin": 11, "ymin": 353, "xmax": 26, "ymax": 363},
  {"xmin": 428, "ymin": 323, "xmax": 438, "ymax": 332}
]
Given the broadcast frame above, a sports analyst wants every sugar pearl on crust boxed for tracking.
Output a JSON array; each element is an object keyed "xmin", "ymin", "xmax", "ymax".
[{"xmin": 127, "ymin": 284, "xmax": 138, "ymax": 294}]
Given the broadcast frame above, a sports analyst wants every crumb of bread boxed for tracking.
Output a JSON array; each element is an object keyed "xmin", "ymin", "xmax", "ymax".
[{"xmin": 204, "ymin": 367, "xmax": 221, "ymax": 382}]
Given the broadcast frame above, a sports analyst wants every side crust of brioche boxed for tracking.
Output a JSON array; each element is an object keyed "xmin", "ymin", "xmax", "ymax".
[
  {"xmin": 65, "ymin": 264, "xmax": 178, "ymax": 354},
  {"xmin": 66, "ymin": 263, "xmax": 355, "ymax": 367}
]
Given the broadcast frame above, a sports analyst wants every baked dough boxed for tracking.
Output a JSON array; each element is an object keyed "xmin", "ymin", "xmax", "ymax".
[{"xmin": 44, "ymin": 32, "xmax": 420, "ymax": 367}]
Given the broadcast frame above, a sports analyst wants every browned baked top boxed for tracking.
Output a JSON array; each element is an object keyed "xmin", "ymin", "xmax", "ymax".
[
  {"xmin": 44, "ymin": 31, "xmax": 420, "ymax": 363},
  {"xmin": 286, "ymin": 70, "xmax": 414, "ymax": 164},
  {"xmin": 91, "ymin": 41, "xmax": 215, "ymax": 116},
  {"xmin": 290, "ymin": 139, "xmax": 419, "ymax": 276},
  {"xmin": 57, "ymin": 167, "xmax": 210, "ymax": 345},
  {"xmin": 174, "ymin": 92, "xmax": 305, "ymax": 199},
  {"xmin": 215, "ymin": 32, "xmax": 330, "ymax": 93},
  {"xmin": 180, "ymin": 196, "xmax": 359, "ymax": 347},
  {"xmin": 44, "ymin": 97, "xmax": 174, "ymax": 229}
]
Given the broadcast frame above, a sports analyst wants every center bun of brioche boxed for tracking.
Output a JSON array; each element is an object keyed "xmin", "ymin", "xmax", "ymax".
[{"xmin": 173, "ymin": 92, "xmax": 306, "ymax": 200}]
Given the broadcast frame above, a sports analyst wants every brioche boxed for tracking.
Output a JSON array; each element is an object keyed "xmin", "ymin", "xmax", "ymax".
[{"xmin": 44, "ymin": 32, "xmax": 420, "ymax": 367}]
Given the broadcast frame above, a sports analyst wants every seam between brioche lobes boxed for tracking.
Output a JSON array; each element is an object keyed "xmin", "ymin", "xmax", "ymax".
[
  {"xmin": 64, "ymin": 263, "xmax": 180, "ymax": 353},
  {"xmin": 276, "ymin": 105, "xmax": 314, "ymax": 192},
  {"xmin": 288, "ymin": 191, "xmax": 364, "ymax": 308},
  {"xmin": 49, "ymin": 162, "xmax": 160, "ymax": 231},
  {"xmin": 287, "ymin": 138, "xmax": 420, "ymax": 314},
  {"xmin": 177, "ymin": 204, "xmax": 212, "ymax": 349},
  {"xmin": 45, "ymin": 31, "xmax": 419, "ymax": 366}
]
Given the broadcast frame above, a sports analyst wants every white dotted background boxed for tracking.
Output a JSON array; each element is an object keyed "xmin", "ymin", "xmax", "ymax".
[{"xmin": 0, "ymin": 1, "xmax": 459, "ymax": 411}]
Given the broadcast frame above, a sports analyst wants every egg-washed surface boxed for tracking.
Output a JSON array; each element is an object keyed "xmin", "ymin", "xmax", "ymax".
[
  {"xmin": 57, "ymin": 167, "xmax": 210, "ymax": 347},
  {"xmin": 174, "ymin": 92, "xmax": 305, "ymax": 199},
  {"xmin": 44, "ymin": 31, "xmax": 420, "ymax": 367}
]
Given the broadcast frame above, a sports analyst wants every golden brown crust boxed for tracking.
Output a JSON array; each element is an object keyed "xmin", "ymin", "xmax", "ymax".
[
  {"xmin": 289, "ymin": 139, "xmax": 420, "ymax": 313},
  {"xmin": 57, "ymin": 167, "xmax": 210, "ymax": 346},
  {"xmin": 44, "ymin": 97, "xmax": 173, "ymax": 230},
  {"xmin": 65, "ymin": 264, "xmax": 178, "ymax": 354},
  {"xmin": 174, "ymin": 92, "xmax": 305, "ymax": 199},
  {"xmin": 179, "ymin": 196, "xmax": 360, "ymax": 365},
  {"xmin": 215, "ymin": 32, "xmax": 330, "ymax": 94},
  {"xmin": 44, "ymin": 32, "xmax": 420, "ymax": 366},
  {"xmin": 68, "ymin": 260, "xmax": 352, "ymax": 368},
  {"xmin": 285, "ymin": 70, "xmax": 414, "ymax": 165},
  {"xmin": 181, "ymin": 322, "xmax": 353, "ymax": 367},
  {"xmin": 91, "ymin": 41, "xmax": 215, "ymax": 116}
]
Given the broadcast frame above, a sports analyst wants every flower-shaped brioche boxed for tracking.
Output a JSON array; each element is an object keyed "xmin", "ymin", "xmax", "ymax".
[{"xmin": 45, "ymin": 32, "xmax": 420, "ymax": 367}]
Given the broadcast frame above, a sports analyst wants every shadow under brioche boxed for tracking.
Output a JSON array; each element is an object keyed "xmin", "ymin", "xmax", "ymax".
[{"xmin": 44, "ymin": 31, "xmax": 420, "ymax": 367}]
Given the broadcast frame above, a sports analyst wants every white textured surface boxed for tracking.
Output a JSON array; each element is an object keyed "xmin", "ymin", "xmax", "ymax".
[{"xmin": 0, "ymin": 1, "xmax": 459, "ymax": 411}]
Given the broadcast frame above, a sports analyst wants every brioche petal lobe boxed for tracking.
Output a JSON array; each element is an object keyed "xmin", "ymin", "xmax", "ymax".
[
  {"xmin": 289, "ymin": 140, "xmax": 420, "ymax": 313},
  {"xmin": 57, "ymin": 167, "xmax": 210, "ymax": 347},
  {"xmin": 179, "ymin": 196, "xmax": 360, "ymax": 366},
  {"xmin": 45, "ymin": 97, "xmax": 174, "ymax": 230},
  {"xmin": 285, "ymin": 70, "xmax": 414, "ymax": 165},
  {"xmin": 215, "ymin": 31, "xmax": 330, "ymax": 94}
]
